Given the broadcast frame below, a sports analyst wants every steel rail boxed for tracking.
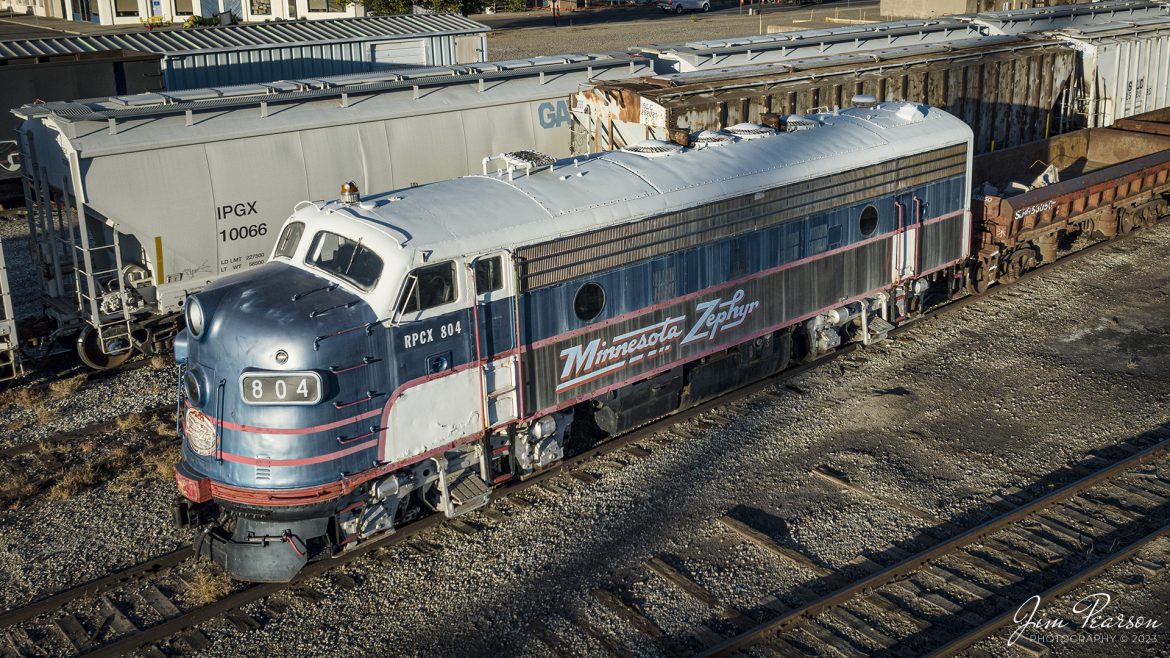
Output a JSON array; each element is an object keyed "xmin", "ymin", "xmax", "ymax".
[
  {"xmin": 695, "ymin": 434, "xmax": 1170, "ymax": 657},
  {"xmin": 0, "ymin": 548, "xmax": 190, "ymax": 630},
  {"xmin": 926, "ymin": 521, "xmax": 1170, "ymax": 657},
  {"xmin": 0, "ymin": 403, "xmax": 171, "ymax": 461}
]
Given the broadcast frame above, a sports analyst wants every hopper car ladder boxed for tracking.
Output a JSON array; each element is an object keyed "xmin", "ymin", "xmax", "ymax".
[
  {"xmin": 67, "ymin": 205, "xmax": 134, "ymax": 362},
  {"xmin": 21, "ymin": 132, "xmax": 74, "ymax": 308},
  {"xmin": 20, "ymin": 128, "xmax": 133, "ymax": 370},
  {"xmin": 0, "ymin": 237, "xmax": 22, "ymax": 383}
]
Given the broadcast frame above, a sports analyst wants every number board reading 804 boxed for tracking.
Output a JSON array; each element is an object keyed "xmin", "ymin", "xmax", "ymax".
[{"xmin": 239, "ymin": 371, "xmax": 323, "ymax": 405}]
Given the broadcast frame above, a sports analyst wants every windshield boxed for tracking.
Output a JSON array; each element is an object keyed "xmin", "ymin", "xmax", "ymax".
[{"xmin": 305, "ymin": 230, "xmax": 383, "ymax": 291}]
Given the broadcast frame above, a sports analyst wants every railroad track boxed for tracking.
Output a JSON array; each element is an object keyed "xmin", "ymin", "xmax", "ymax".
[
  {"xmin": 530, "ymin": 428, "xmax": 1170, "ymax": 657},
  {"xmin": 0, "ymin": 403, "xmax": 174, "ymax": 507},
  {"xmin": 0, "ymin": 230, "xmax": 1159, "ymax": 656},
  {"xmin": 687, "ymin": 430, "xmax": 1170, "ymax": 657}
]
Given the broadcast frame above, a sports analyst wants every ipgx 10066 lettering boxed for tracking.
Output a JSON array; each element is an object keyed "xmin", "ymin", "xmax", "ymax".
[{"xmin": 216, "ymin": 201, "xmax": 259, "ymax": 221}]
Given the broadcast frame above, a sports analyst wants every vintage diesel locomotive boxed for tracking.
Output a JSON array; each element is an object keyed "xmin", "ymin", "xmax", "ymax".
[{"xmin": 173, "ymin": 100, "xmax": 973, "ymax": 582}]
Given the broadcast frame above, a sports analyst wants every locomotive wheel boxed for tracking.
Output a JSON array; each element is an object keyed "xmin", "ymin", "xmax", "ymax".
[{"xmin": 76, "ymin": 326, "xmax": 134, "ymax": 371}]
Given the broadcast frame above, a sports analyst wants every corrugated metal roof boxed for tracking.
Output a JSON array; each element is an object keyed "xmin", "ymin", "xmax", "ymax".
[
  {"xmin": 973, "ymin": 0, "xmax": 1161, "ymax": 21},
  {"xmin": 15, "ymin": 52, "xmax": 638, "ymax": 127},
  {"xmin": 0, "ymin": 13, "xmax": 487, "ymax": 59}
]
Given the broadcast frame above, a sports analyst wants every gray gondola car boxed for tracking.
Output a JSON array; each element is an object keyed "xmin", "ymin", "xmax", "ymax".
[{"xmin": 172, "ymin": 100, "xmax": 973, "ymax": 582}]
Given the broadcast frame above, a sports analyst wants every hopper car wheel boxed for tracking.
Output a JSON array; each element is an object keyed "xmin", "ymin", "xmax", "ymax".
[
  {"xmin": 1119, "ymin": 212, "xmax": 1137, "ymax": 236},
  {"xmin": 966, "ymin": 265, "xmax": 990, "ymax": 294},
  {"xmin": 998, "ymin": 249, "xmax": 1036, "ymax": 285},
  {"xmin": 76, "ymin": 326, "xmax": 133, "ymax": 371}
]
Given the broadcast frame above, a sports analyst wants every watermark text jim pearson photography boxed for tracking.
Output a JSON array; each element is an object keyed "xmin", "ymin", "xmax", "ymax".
[{"xmin": 1010, "ymin": 592, "xmax": 1163, "ymax": 647}]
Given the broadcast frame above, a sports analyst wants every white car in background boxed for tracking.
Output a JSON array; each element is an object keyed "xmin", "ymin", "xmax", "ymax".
[{"xmin": 658, "ymin": 0, "xmax": 710, "ymax": 12}]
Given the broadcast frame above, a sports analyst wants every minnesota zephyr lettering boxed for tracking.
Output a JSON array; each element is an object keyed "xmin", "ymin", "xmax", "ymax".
[
  {"xmin": 682, "ymin": 289, "xmax": 761, "ymax": 345},
  {"xmin": 555, "ymin": 289, "xmax": 761, "ymax": 393},
  {"xmin": 557, "ymin": 316, "xmax": 686, "ymax": 392}
]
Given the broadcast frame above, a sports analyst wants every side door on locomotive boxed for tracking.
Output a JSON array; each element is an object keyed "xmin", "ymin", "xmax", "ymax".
[
  {"xmin": 383, "ymin": 252, "xmax": 521, "ymax": 505},
  {"xmin": 384, "ymin": 258, "xmax": 481, "ymax": 464},
  {"xmin": 468, "ymin": 252, "xmax": 520, "ymax": 430}
]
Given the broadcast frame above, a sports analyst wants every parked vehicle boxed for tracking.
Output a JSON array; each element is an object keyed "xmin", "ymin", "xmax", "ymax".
[{"xmin": 658, "ymin": 0, "xmax": 709, "ymax": 13}]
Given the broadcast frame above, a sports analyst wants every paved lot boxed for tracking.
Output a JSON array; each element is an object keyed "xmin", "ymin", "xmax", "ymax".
[
  {"xmin": 485, "ymin": 0, "xmax": 880, "ymax": 59},
  {"xmin": 0, "ymin": 0, "xmax": 882, "ymax": 45}
]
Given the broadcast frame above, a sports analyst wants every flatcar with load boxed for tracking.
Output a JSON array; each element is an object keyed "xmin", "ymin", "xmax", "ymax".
[{"xmin": 172, "ymin": 100, "xmax": 973, "ymax": 582}]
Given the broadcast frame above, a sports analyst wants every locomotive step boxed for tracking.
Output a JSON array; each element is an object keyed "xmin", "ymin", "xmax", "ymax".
[{"xmin": 445, "ymin": 469, "xmax": 492, "ymax": 518}]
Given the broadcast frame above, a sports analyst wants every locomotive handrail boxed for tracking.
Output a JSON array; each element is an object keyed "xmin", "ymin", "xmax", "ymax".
[
  {"xmin": 308, "ymin": 300, "xmax": 361, "ymax": 318},
  {"xmin": 337, "ymin": 426, "xmax": 385, "ymax": 445},
  {"xmin": 329, "ymin": 356, "xmax": 378, "ymax": 374},
  {"xmin": 291, "ymin": 283, "xmax": 339, "ymax": 302},
  {"xmin": 334, "ymin": 391, "xmax": 385, "ymax": 410},
  {"xmin": 214, "ymin": 379, "xmax": 226, "ymax": 463}
]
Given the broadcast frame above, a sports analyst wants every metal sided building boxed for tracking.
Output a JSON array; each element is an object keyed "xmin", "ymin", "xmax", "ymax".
[
  {"xmin": 0, "ymin": 48, "xmax": 162, "ymax": 190},
  {"xmin": 0, "ymin": 14, "xmax": 489, "ymax": 90},
  {"xmin": 1047, "ymin": 16, "xmax": 1170, "ymax": 127},
  {"xmin": 575, "ymin": 36, "xmax": 1075, "ymax": 157},
  {"xmin": 966, "ymin": 0, "xmax": 1167, "ymax": 35},
  {"xmin": 11, "ymin": 53, "xmax": 652, "ymax": 371},
  {"xmin": 632, "ymin": 19, "xmax": 987, "ymax": 73}
]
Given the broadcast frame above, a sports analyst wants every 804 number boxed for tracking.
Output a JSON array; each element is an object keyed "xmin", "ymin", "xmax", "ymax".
[
  {"xmin": 240, "ymin": 372, "xmax": 322, "ymax": 406},
  {"xmin": 220, "ymin": 224, "xmax": 267, "ymax": 242}
]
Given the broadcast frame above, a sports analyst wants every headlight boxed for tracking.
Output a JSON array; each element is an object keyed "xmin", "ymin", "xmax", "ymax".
[
  {"xmin": 186, "ymin": 296, "xmax": 205, "ymax": 338},
  {"xmin": 184, "ymin": 369, "xmax": 203, "ymax": 405}
]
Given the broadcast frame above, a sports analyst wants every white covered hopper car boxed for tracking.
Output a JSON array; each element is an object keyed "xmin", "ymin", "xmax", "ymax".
[{"xmin": 11, "ymin": 53, "xmax": 651, "ymax": 371}]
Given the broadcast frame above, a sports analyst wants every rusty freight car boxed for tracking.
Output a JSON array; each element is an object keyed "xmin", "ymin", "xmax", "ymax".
[
  {"xmin": 968, "ymin": 126, "xmax": 1170, "ymax": 291},
  {"xmin": 1114, "ymin": 107, "xmax": 1170, "ymax": 136},
  {"xmin": 573, "ymin": 37, "xmax": 1076, "ymax": 156}
]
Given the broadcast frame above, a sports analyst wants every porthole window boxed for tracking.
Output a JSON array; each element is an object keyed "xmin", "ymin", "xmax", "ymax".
[
  {"xmin": 574, "ymin": 283, "xmax": 605, "ymax": 322},
  {"xmin": 859, "ymin": 205, "xmax": 879, "ymax": 237}
]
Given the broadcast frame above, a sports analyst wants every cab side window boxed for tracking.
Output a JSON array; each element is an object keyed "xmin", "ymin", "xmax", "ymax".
[
  {"xmin": 398, "ymin": 261, "xmax": 457, "ymax": 314},
  {"xmin": 273, "ymin": 222, "xmax": 304, "ymax": 259},
  {"xmin": 474, "ymin": 256, "xmax": 504, "ymax": 294}
]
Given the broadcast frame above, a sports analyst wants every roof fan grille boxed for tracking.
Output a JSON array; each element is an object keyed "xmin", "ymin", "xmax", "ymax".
[
  {"xmin": 502, "ymin": 150, "xmax": 556, "ymax": 170},
  {"xmin": 622, "ymin": 140, "xmax": 685, "ymax": 158},
  {"xmin": 779, "ymin": 116, "xmax": 818, "ymax": 133},
  {"xmin": 722, "ymin": 122, "xmax": 776, "ymax": 140},
  {"xmin": 692, "ymin": 130, "xmax": 736, "ymax": 148}
]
